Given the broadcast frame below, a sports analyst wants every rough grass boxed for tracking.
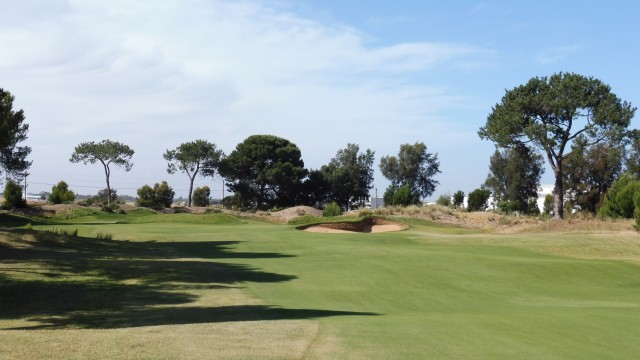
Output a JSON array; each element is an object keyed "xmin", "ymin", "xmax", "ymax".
[{"xmin": 2, "ymin": 212, "xmax": 640, "ymax": 359}]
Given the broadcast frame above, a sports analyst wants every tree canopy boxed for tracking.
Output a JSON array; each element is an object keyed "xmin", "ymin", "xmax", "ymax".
[
  {"xmin": 164, "ymin": 140, "xmax": 223, "ymax": 207},
  {"xmin": 218, "ymin": 135, "xmax": 306, "ymax": 210},
  {"xmin": 479, "ymin": 72, "xmax": 635, "ymax": 219},
  {"xmin": 565, "ymin": 141, "xmax": 624, "ymax": 213},
  {"xmin": 0, "ymin": 88, "xmax": 31, "ymax": 178},
  {"xmin": 321, "ymin": 143, "xmax": 374, "ymax": 210},
  {"xmin": 379, "ymin": 142, "xmax": 440, "ymax": 204},
  {"xmin": 69, "ymin": 140, "xmax": 134, "ymax": 204},
  {"xmin": 483, "ymin": 145, "xmax": 544, "ymax": 214}
]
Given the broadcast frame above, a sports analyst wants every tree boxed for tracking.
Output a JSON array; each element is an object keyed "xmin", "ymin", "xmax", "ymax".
[
  {"xmin": 452, "ymin": 191, "xmax": 465, "ymax": 208},
  {"xmin": 136, "ymin": 185, "xmax": 156, "ymax": 208},
  {"xmin": 154, "ymin": 181, "xmax": 175, "ymax": 208},
  {"xmin": 379, "ymin": 142, "xmax": 440, "ymax": 202},
  {"xmin": 164, "ymin": 140, "xmax": 223, "ymax": 207},
  {"xmin": 136, "ymin": 181, "xmax": 175, "ymax": 209},
  {"xmin": 383, "ymin": 185, "xmax": 397, "ymax": 207},
  {"xmin": 564, "ymin": 141, "xmax": 624, "ymax": 213},
  {"xmin": 299, "ymin": 169, "xmax": 331, "ymax": 208},
  {"xmin": 483, "ymin": 145, "xmax": 544, "ymax": 214},
  {"xmin": 0, "ymin": 88, "xmax": 31, "ymax": 177},
  {"xmin": 479, "ymin": 73, "xmax": 635, "ymax": 219},
  {"xmin": 467, "ymin": 188, "xmax": 491, "ymax": 212},
  {"xmin": 192, "ymin": 186, "xmax": 211, "ymax": 207},
  {"xmin": 94, "ymin": 188, "xmax": 117, "ymax": 205},
  {"xmin": 3, "ymin": 179, "xmax": 25, "ymax": 208},
  {"xmin": 598, "ymin": 173, "xmax": 640, "ymax": 218},
  {"xmin": 219, "ymin": 135, "xmax": 306, "ymax": 210},
  {"xmin": 625, "ymin": 129, "xmax": 640, "ymax": 178},
  {"xmin": 70, "ymin": 140, "xmax": 134, "ymax": 205},
  {"xmin": 49, "ymin": 181, "xmax": 75, "ymax": 204},
  {"xmin": 321, "ymin": 144, "xmax": 375, "ymax": 210}
]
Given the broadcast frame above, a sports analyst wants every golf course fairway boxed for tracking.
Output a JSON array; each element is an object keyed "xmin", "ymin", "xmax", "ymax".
[{"xmin": 2, "ymin": 214, "xmax": 640, "ymax": 359}]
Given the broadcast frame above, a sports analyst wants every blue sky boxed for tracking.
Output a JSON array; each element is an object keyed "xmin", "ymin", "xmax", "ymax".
[{"xmin": 1, "ymin": 0, "xmax": 639, "ymax": 200}]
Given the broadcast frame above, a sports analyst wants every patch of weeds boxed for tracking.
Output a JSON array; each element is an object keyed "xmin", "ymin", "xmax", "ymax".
[
  {"xmin": 46, "ymin": 227, "xmax": 79, "ymax": 237},
  {"xmin": 358, "ymin": 209, "xmax": 373, "ymax": 217},
  {"xmin": 96, "ymin": 232, "xmax": 113, "ymax": 240},
  {"xmin": 54, "ymin": 208, "xmax": 100, "ymax": 220}
]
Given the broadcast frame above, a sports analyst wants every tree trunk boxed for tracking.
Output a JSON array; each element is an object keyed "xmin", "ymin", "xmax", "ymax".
[
  {"xmin": 102, "ymin": 161, "xmax": 112, "ymax": 205},
  {"xmin": 188, "ymin": 176, "xmax": 195, "ymax": 207},
  {"xmin": 553, "ymin": 170, "xmax": 564, "ymax": 219}
]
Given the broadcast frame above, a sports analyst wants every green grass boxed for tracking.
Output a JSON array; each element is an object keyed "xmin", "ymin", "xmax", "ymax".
[{"xmin": 2, "ymin": 213, "xmax": 640, "ymax": 359}]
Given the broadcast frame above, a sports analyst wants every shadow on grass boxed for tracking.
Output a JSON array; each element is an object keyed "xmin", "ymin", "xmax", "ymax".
[
  {"xmin": 0, "ymin": 229, "xmax": 377, "ymax": 329},
  {"xmin": 11, "ymin": 306, "xmax": 378, "ymax": 329}
]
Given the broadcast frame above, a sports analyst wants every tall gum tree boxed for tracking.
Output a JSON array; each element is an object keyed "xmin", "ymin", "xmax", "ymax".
[
  {"xmin": 479, "ymin": 73, "xmax": 635, "ymax": 219},
  {"xmin": 164, "ymin": 140, "xmax": 223, "ymax": 207},
  {"xmin": 70, "ymin": 140, "xmax": 134, "ymax": 204}
]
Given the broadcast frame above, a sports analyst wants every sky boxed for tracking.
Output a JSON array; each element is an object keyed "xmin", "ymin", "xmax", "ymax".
[{"xmin": 1, "ymin": 0, "xmax": 639, "ymax": 200}]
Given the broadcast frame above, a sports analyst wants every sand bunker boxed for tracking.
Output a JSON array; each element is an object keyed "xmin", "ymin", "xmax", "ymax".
[{"xmin": 300, "ymin": 217, "xmax": 406, "ymax": 234}]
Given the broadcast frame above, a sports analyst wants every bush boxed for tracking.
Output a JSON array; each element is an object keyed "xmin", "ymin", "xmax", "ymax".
[
  {"xmin": 467, "ymin": 188, "xmax": 491, "ymax": 212},
  {"xmin": 155, "ymin": 181, "xmax": 175, "ymax": 208},
  {"xmin": 543, "ymin": 194, "xmax": 554, "ymax": 215},
  {"xmin": 323, "ymin": 202, "xmax": 342, "ymax": 217},
  {"xmin": 136, "ymin": 181, "xmax": 175, "ymax": 209},
  {"xmin": 392, "ymin": 184, "xmax": 415, "ymax": 206},
  {"xmin": 599, "ymin": 173, "xmax": 640, "ymax": 219},
  {"xmin": 94, "ymin": 188, "xmax": 117, "ymax": 204},
  {"xmin": 497, "ymin": 200, "xmax": 515, "ymax": 214},
  {"xmin": 436, "ymin": 194, "xmax": 452, "ymax": 207},
  {"xmin": 49, "ymin": 181, "xmax": 76, "ymax": 204},
  {"xmin": 3, "ymin": 179, "xmax": 25, "ymax": 208},
  {"xmin": 527, "ymin": 198, "xmax": 541, "ymax": 215},
  {"xmin": 383, "ymin": 185, "xmax": 397, "ymax": 207},
  {"xmin": 192, "ymin": 186, "xmax": 211, "ymax": 207},
  {"xmin": 452, "ymin": 191, "xmax": 465, "ymax": 208}
]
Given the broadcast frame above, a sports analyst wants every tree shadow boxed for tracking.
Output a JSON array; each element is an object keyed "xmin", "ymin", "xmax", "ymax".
[
  {"xmin": 1, "ymin": 229, "xmax": 377, "ymax": 329},
  {"xmin": 11, "ymin": 306, "xmax": 378, "ymax": 330}
]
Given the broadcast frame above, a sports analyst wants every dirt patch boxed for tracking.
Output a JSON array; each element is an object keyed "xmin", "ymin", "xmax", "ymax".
[
  {"xmin": 300, "ymin": 217, "xmax": 406, "ymax": 234},
  {"xmin": 271, "ymin": 206, "xmax": 323, "ymax": 222}
]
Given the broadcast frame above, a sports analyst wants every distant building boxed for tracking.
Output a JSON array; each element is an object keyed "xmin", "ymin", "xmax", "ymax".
[{"xmin": 369, "ymin": 197, "xmax": 384, "ymax": 209}]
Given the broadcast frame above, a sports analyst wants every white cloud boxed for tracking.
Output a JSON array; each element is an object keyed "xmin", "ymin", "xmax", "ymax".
[
  {"xmin": 0, "ymin": 0, "xmax": 490, "ymax": 195},
  {"xmin": 536, "ymin": 45, "xmax": 580, "ymax": 65}
]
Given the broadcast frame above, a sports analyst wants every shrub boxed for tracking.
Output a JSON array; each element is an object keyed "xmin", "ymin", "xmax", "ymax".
[
  {"xmin": 323, "ymin": 202, "xmax": 342, "ymax": 217},
  {"xmin": 192, "ymin": 186, "xmax": 211, "ymax": 207},
  {"xmin": 527, "ymin": 198, "xmax": 541, "ymax": 215},
  {"xmin": 136, "ymin": 185, "xmax": 156, "ymax": 208},
  {"xmin": 392, "ymin": 184, "xmax": 415, "ymax": 206},
  {"xmin": 497, "ymin": 200, "xmax": 515, "ymax": 214},
  {"xmin": 136, "ymin": 181, "xmax": 174, "ymax": 209},
  {"xmin": 221, "ymin": 195, "xmax": 235, "ymax": 210},
  {"xmin": 599, "ymin": 173, "xmax": 640, "ymax": 219},
  {"xmin": 49, "ymin": 181, "xmax": 76, "ymax": 204},
  {"xmin": 94, "ymin": 188, "xmax": 117, "ymax": 204},
  {"xmin": 467, "ymin": 188, "xmax": 491, "ymax": 212},
  {"xmin": 154, "ymin": 181, "xmax": 175, "ymax": 208},
  {"xmin": 543, "ymin": 194, "xmax": 554, "ymax": 215},
  {"xmin": 436, "ymin": 194, "xmax": 452, "ymax": 207},
  {"xmin": 3, "ymin": 179, "xmax": 25, "ymax": 208},
  {"xmin": 383, "ymin": 185, "xmax": 397, "ymax": 207},
  {"xmin": 452, "ymin": 191, "xmax": 465, "ymax": 208}
]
